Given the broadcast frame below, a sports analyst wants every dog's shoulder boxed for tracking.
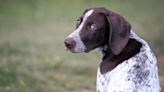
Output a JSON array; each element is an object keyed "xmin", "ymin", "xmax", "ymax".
[{"xmin": 97, "ymin": 31, "xmax": 161, "ymax": 92}]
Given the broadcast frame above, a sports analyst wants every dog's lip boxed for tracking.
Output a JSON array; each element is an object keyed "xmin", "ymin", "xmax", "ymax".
[
  {"xmin": 84, "ymin": 49, "xmax": 91, "ymax": 53},
  {"xmin": 65, "ymin": 47, "xmax": 75, "ymax": 53},
  {"xmin": 65, "ymin": 47, "xmax": 71, "ymax": 51},
  {"xmin": 65, "ymin": 47, "xmax": 68, "ymax": 51},
  {"xmin": 65, "ymin": 47, "xmax": 90, "ymax": 53}
]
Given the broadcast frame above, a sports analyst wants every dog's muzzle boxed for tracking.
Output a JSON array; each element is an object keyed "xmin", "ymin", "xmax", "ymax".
[{"xmin": 64, "ymin": 38, "xmax": 76, "ymax": 51}]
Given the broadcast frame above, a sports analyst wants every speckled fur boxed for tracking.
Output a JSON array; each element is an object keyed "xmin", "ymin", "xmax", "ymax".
[{"xmin": 96, "ymin": 30, "xmax": 161, "ymax": 92}]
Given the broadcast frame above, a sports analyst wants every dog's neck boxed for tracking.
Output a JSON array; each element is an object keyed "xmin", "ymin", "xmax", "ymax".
[
  {"xmin": 95, "ymin": 39, "xmax": 142, "ymax": 74},
  {"xmin": 95, "ymin": 44, "xmax": 114, "ymax": 60}
]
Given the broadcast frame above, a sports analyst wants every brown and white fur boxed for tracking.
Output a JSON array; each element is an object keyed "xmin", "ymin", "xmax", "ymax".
[{"xmin": 64, "ymin": 7, "xmax": 161, "ymax": 92}]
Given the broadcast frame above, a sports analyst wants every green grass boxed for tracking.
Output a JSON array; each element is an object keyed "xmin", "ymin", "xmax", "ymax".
[{"xmin": 0, "ymin": 0, "xmax": 163, "ymax": 92}]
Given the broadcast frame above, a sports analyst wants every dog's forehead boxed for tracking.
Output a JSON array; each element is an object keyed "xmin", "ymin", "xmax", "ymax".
[
  {"xmin": 81, "ymin": 9, "xmax": 94, "ymax": 19},
  {"xmin": 85, "ymin": 9, "xmax": 94, "ymax": 16},
  {"xmin": 81, "ymin": 8, "xmax": 106, "ymax": 20},
  {"xmin": 84, "ymin": 7, "xmax": 107, "ymax": 14}
]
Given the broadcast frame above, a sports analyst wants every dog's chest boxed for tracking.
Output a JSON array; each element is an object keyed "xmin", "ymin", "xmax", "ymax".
[
  {"xmin": 96, "ymin": 68, "xmax": 111, "ymax": 91},
  {"xmin": 96, "ymin": 59, "xmax": 134, "ymax": 92}
]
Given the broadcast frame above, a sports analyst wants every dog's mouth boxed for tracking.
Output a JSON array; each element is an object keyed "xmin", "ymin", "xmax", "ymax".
[
  {"xmin": 65, "ymin": 47, "xmax": 76, "ymax": 53},
  {"xmin": 65, "ymin": 47, "xmax": 91, "ymax": 53},
  {"xmin": 84, "ymin": 49, "xmax": 91, "ymax": 53}
]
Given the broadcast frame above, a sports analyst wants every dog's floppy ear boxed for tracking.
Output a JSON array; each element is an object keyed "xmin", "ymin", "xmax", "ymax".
[{"xmin": 102, "ymin": 9, "xmax": 131, "ymax": 55}]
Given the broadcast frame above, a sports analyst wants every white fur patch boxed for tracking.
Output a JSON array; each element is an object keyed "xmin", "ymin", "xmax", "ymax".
[
  {"xmin": 95, "ymin": 44, "xmax": 109, "ymax": 57},
  {"xmin": 67, "ymin": 9, "xmax": 94, "ymax": 53}
]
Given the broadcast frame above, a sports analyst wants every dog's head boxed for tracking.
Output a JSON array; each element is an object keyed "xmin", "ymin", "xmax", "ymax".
[{"xmin": 64, "ymin": 7, "xmax": 131, "ymax": 55}]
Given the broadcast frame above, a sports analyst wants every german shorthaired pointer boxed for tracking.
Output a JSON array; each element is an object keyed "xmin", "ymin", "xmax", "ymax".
[{"xmin": 64, "ymin": 7, "xmax": 161, "ymax": 92}]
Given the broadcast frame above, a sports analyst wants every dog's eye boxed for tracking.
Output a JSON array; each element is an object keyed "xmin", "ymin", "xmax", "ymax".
[
  {"xmin": 91, "ymin": 24, "xmax": 97, "ymax": 30},
  {"xmin": 77, "ymin": 20, "xmax": 81, "ymax": 25}
]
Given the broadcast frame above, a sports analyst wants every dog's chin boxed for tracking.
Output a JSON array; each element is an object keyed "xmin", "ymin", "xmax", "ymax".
[
  {"xmin": 65, "ymin": 47, "xmax": 82, "ymax": 53},
  {"xmin": 65, "ymin": 47, "xmax": 92, "ymax": 53}
]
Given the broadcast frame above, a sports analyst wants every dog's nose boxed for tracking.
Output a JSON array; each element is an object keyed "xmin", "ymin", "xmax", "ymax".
[{"xmin": 64, "ymin": 38, "xmax": 75, "ymax": 49}]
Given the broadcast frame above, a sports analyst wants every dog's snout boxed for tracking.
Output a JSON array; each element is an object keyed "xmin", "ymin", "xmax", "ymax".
[{"xmin": 64, "ymin": 38, "xmax": 75, "ymax": 49}]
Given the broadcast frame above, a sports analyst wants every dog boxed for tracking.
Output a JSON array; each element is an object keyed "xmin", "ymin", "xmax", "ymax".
[{"xmin": 64, "ymin": 7, "xmax": 161, "ymax": 92}]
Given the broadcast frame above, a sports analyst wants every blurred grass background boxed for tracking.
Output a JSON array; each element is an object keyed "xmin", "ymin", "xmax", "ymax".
[{"xmin": 0, "ymin": 0, "xmax": 163, "ymax": 92}]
